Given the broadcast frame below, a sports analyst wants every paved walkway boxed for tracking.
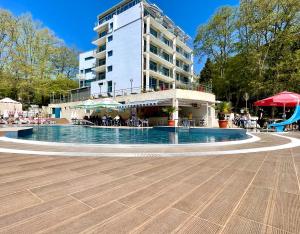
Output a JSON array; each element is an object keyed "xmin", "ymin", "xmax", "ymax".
[{"xmin": 0, "ymin": 133, "xmax": 299, "ymax": 233}]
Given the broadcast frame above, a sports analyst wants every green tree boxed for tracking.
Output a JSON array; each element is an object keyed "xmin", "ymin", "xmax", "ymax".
[
  {"xmin": 200, "ymin": 58, "xmax": 213, "ymax": 83},
  {"xmin": 0, "ymin": 9, "xmax": 79, "ymax": 106}
]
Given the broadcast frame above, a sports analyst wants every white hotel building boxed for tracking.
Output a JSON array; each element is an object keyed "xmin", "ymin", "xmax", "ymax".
[
  {"xmin": 50, "ymin": 0, "xmax": 216, "ymax": 126},
  {"xmin": 90, "ymin": 0, "xmax": 194, "ymax": 96}
]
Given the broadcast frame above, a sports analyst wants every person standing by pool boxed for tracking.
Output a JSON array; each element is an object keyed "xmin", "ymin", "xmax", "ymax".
[{"xmin": 228, "ymin": 111, "xmax": 235, "ymax": 128}]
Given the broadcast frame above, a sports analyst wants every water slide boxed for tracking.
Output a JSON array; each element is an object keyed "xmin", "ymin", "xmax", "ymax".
[{"xmin": 268, "ymin": 105, "xmax": 300, "ymax": 132}]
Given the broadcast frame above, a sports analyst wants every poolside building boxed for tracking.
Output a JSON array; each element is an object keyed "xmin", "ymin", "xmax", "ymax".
[{"xmin": 49, "ymin": 0, "xmax": 216, "ymax": 126}]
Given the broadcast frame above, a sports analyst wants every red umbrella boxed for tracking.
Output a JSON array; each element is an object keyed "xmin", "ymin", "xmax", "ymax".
[{"xmin": 254, "ymin": 91, "xmax": 300, "ymax": 107}]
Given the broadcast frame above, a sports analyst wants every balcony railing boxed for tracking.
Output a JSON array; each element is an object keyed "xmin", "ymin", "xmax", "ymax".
[
  {"xmin": 50, "ymin": 83, "xmax": 212, "ymax": 104},
  {"xmin": 150, "ymin": 50, "xmax": 173, "ymax": 64}
]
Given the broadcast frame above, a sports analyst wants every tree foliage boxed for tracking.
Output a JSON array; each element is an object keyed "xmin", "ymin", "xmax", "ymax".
[
  {"xmin": 195, "ymin": 0, "xmax": 300, "ymax": 109},
  {"xmin": 0, "ymin": 9, "xmax": 79, "ymax": 106}
]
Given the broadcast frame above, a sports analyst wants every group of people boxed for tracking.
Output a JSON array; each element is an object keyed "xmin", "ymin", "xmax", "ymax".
[
  {"xmin": 228, "ymin": 108, "xmax": 300, "ymax": 131},
  {"xmin": 83, "ymin": 114, "xmax": 149, "ymax": 127},
  {"xmin": 83, "ymin": 114, "xmax": 123, "ymax": 126}
]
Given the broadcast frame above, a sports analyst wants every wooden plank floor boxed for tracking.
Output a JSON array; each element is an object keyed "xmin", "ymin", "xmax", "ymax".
[{"xmin": 0, "ymin": 134, "xmax": 299, "ymax": 233}]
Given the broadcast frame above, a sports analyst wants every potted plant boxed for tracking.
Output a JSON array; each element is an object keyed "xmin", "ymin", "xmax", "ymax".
[
  {"xmin": 162, "ymin": 106, "xmax": 177, "ymax": 126},
  {"xmin": 216, "ymin": 102, "xmax": 231, "ymax": 128}
]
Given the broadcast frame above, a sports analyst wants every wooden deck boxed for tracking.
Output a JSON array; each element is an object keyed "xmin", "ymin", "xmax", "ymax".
[{"xmin": 0, "ymin": 133, "xmax": 299, "ymax": 233}]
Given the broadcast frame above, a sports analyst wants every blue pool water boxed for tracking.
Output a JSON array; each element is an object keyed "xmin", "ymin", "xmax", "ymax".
[{"xmin": 14, "ymin": 126, "xmax": 249, "ymax": 144}]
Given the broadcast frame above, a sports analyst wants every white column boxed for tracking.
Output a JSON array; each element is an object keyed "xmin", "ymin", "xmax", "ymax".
[
  {"xmin": 206, "ymin": 102, "xmax": 209, "ymax": 127},
  {"xmin": 145, "ymin": 17, "xmax": 151, "ymax": 90},
  {"xmin": 173, "ymin": 38, "xmax": 177, "ymax": 89},
  {"xmin": 173, "ymin": 98, "xmax": 179, "ymax": 127}
]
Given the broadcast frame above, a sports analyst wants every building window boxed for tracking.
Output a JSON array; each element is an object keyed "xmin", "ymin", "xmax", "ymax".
[
  {"xmin": 108, "ymin": 50, "xmax": 113, "ymax": 57},
  {"xmin": 150, "ymin": 27, "xmax": 158, "ymax": 37},
  {"xmin": 150, "ymin": 44, "xmax": 157, "ymax": 54},
  {"xmin": 183, "ymin": 64, "xmax": 189, "ymax": 72},
  {"xmin": 85, "ymin": 68, "xmax": 92, "ymax": 73},
  {"xmin": 149, "ymin": 77, "xmax": 157, "ymax": 89},
  {"xmin": 162, "ymin": 37, "xmax": 170, "ymax": 46},
  {"xmin": 98, "ymin": 45, "xmax": 106, "ymax": 52},
  {"xmin": 99, "ymin": 0, "xmax": 141, "ymax": 25},
  {"xmin": 110, "ymin": 22, "xmax": 114, "ymax": 30},
  {"xmin": 84, "ymin": 56, "xmax": 94, "ymax": 61},
  {"xmin": 108, "ymin": 35, "xmax": 113, "ymax": 42},
  {"xmin": 162, "ymin": 67, "xmax": 170, "ymax": 77},
  {"xmin": 107, "ymin": 81, "xmax": 113, "ymax": 92},
  {"xmin": 162, "ymin": 52, "xmax": 170, "ymax": 62},
  {"xmin": 98, "ymin": 72, "xmax": 106, "ymax": 80},
  {"xmin": 176, "ymin": 60, "xmax": 180, "ymax": 67},
  {"xmin": 98, "ymin": 59, "xmax": 106, "ymax": 66},
  {"xmin": 184, "ymin": 52, "xmax": 190, "ymax": 60},
  {"xmin": 149, "ymin": 61, "xmax": 157, "ymax": 72},
  {"xmin": 99, "ymin": 31, "xmax": 107, "ymax": 38},
  {"xmin": 80, "ymin": 70, "xmax": 84, "ymax": 74},
  {"xmin": 107, "ymin": 65, "xmax": 113, "ymax": 72}
]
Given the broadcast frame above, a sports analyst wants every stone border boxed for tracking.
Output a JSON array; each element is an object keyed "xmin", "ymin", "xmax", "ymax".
[
  {"xmin": 0, "ymin": 134, "xmax": 299, "ymax": 157},
  {"xmin": 0, "ymin": 130, "xmax": 259, "ymax": 148}
]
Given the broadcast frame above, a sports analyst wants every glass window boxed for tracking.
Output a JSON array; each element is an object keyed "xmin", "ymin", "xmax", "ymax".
[
  {"xmin": 98, "ymin": 72, "xmax": 106, "ymax": 80},
  {"xmin": 107, "ymin": 65, "xmax": 113, "ymax": 72},
  {"xmin": 108, "ymin": 50, "xmax": 113, "ymax": 57},
  {"xmin": 108, "ymin": 35, "xmax": 113, "ymax": 42},
  {"xmin": 183, "ymin": 64, "xmax": 189, "ymax": 72},
  {"xmin": 162, "ymin": 67, "xmax": 170, "ymax": 77},
  {"xmin": 149, "ymin": 77, "xmax": 157, "ymax": 89},
  {"xmin": 84, "ymin": 56, "xmax": 94, "ymax": 61},
  {"xmin": 150, "ymin": 27, "xmax": 158, "ymax": 37},
  {"xmin": 150, "ymin": 44, "xmax": 157, "ymax": 54},
  {"xmin": 98, "ymin": 45, "xmax": 106, "ymax": 52},
  {"xmin": 162, "ymin": 37, "xmax": 170, "ymax": 46},
  {"xmin": 162, "ymin": 52, "xmax": 170, "ymax": 62},
  {"xmin": 98, "ymin": 59, "xmax": 106, "ymax": 66},
  {"xmin": 99, "ymin": 31, "xmax": 107, "ymax": 38},
  {"xmin": 184, "ymin": 52, "xmax": 190, "ymax": 59},
  {"xmin": 149, "ymin": 61, "xmax": 157, "ymax": 71},
  {"xmin": 110, "ymin": 22, "xmax": 114, "ymax": 30},
  {"xmin": 107, "ymin": 81, "xmax": 113, "ymax": 92},
  {"xmin": 84, "ymin": 68, "xmax": 92, "ymax": 73}
]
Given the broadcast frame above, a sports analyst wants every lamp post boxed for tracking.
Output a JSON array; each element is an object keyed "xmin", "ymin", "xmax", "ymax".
[{"xmin": 130, "ymin": 79, "xmax": 133, "ymax": 94}]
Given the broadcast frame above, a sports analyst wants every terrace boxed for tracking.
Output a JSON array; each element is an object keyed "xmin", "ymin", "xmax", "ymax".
[{"xmin": 0, "ymin": 132, "xmax": 299, "ymax": 233}]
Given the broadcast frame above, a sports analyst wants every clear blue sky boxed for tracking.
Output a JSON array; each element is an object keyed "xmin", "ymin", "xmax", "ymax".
[{"xmin": 0, "ymin": 0, "xmax": 239, "ymax": 72}]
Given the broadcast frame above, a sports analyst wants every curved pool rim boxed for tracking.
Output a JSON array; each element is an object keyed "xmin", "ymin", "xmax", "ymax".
[{"xmin": 1, "ymin": 127, "xmax": 260, "ymax": 147}]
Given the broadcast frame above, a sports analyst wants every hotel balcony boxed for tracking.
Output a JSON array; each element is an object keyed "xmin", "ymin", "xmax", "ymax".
[
  {"xmin": 148, "ymin": 17, "xmax": 175, "ymax": 41},
  {"xmin": 145, "ymin": 69, "xmax": 174, "ymax": 84},
  {"xmin": 93, "ymin": 64, "xmax": 106, "ymax": 73},
  {"xmin": 176, "ymin": 52, "xmax": 193, "ymax": 65},
  {"xmin": 176, "ymin": 66, "xmax": 192, "ymax": 77},
  {"xmin": 176, "ymin": 38, "xmax": 193, "ymax": 54},
  {"xmin": 93, "ymin": 49, "xmax": 106, "ymax": 59},
  {"xmin": 146, "ymin": 52, "xmax": 174, "ymax": 69},
  {"xmin": 92, "ymin": 36, "xmax": 106, "ymax": 46},
  {"xmin": 93, "ymin": 21, "xmax": 108, "ymax": 32},
  {"xmin": 145, "ymin": 34, "xmax": 174, "ymax": 54}
]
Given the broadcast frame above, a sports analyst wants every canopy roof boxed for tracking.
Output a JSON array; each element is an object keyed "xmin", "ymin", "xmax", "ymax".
[
  {"xmin": 73, "ymin": 98, "xmax": 121, "ymax": 110},
  {"xmin": 0, "ymin": 98, "xmax": 20, "ymax": 104},
  {"xmin": 254, "ymin": 91, "xmax": 300, "ymax": 107}
]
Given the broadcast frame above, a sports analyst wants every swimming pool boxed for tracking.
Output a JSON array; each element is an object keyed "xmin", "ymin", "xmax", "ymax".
[{"xmin": 14, "ymin": 126, "xmax": 249, "ymax": 144}]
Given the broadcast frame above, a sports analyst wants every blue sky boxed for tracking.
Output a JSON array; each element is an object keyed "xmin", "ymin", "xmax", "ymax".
[{"xmin": 0, "ymin": 0, "xmax": 239, "ymax": 72}]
